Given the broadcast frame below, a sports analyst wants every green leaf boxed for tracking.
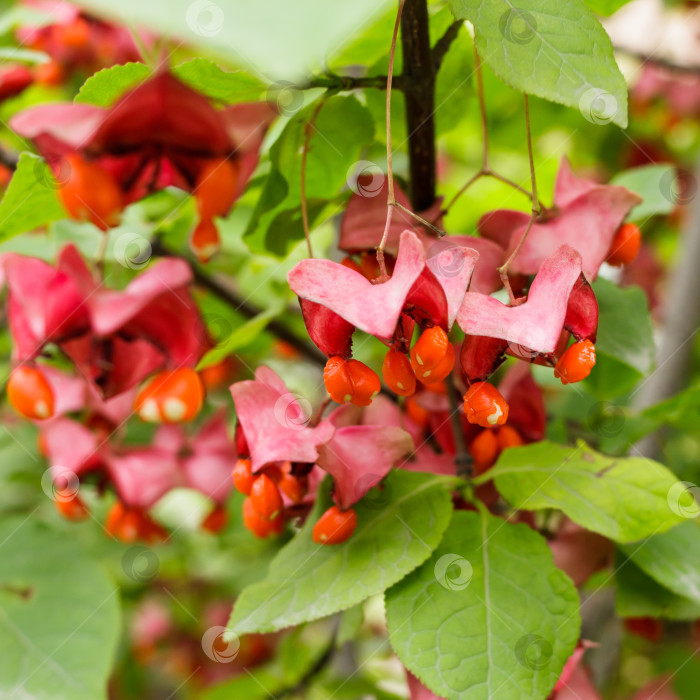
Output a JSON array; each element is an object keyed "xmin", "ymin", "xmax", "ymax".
[
  {"xmin": 173, "ymin": 58, "xmax": 266, "ymax": 103},
  {"xmin": 619, "ymin": 522, "xmax": 700, "ymax": 605},
  {"xmin": 610, "ymin": 164, "xmax": 677, "ymax": 221},
  {"xmin": 228, "ymin": 471, "xmax": 454, "ymax": 635},
  {"xmin": 196, "ymin": 300, "xmax": 285, "ymax": 370},
  {"xmin": 584, "ymin": 0, "xmax": 633, "ymax": 16},
  {"xmin": 75, "ymin": 62, "xmax": 150, "ymax": 106},
  {"xmin": 479, "ymin": 440, "xmax": 685, "ymax": 542},
  {"xmin": 385, "ymin": 509, "xmax": 580, "ymax": 700},
  {"xmin": 0, "ymin": 517, "xmax": 120, "ymax": 700},
  {"xmin": 585, "ymin": 279, "xmax": 654, "ymax": 396},
  {"xmin": 643, "ymin": 380, "xmax": 700, "ymax": 434},
  {"xmin": 448, "ymin": 0, "xmax": 628, "ymax": 127},
  {"xmin": 272, "ymin": 95, "xmax": 374, "ymax": 202},
  {"xmin": 202, "ymin": 621, "xmax": 334, "ymax": 700},
  {"xmin": 0, "ymin": 152, "xmax": 67, "ymax": 241},
  {"xmin": 614, "ymin": 553, "xmax": 700, "ymax": 621},
  {"xmin": 71, "ymin": 0, "xmax": 395, "ymax": 80}
]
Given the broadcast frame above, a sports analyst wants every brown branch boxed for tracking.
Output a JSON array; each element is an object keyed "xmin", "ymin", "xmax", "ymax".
[
  {"xmin": 151, "ymin": 241, "xmax": 327, "ymax": 367},
  {"xmin": 401, "ymin": 0, "xmax": 437, "ymax": 210},
  {"xmin": 432, "ymin": 20, "xmax": 462, "ymax": 72}
]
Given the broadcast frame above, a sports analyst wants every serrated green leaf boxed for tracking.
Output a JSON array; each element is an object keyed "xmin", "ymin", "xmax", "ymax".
[
  {"xmin": 196, "ymin": 300, "xmax": 284, "ymax": 370},
  {"xmin": 478, "ymin": 440, "xmax": 685, "ymax": 542},
  {"xmin": 173, "ymin": 58, "xmax": 266, "ymax": 103},
  {"xmin": 619, "ymin": 522, "xmax": 700, "ymax": 605},
  {"xmin": 584, "ymin": 0, "xmax": 633, "ymax": 16},
  {"xmin": 614, "ymin": 552, "xmax": 700, "ymax": 621},
  {"xmin": 610, "ymin": 164, "xmax": 677, "ymax": 221},
  {"xmin": 448, "ymin": 0, "xmax": 628, "ymax": 127},
  {"xmin": 75, "ymin": 62, "xmax": 150, "ymax": 106},
  {"xmin": 385, "ymin": 509, "xmax": 580, "ymax": 700},
  {"xmin": 0, "ymin": 518, "xmax": 121, "ymax": 700},
  {"xmin": 228, "ymin": 471, "xmax": 454, "ymax": 635},
  {"xmin": 0, "ymin": 152, "xmax": 67, "ymax": 241}
]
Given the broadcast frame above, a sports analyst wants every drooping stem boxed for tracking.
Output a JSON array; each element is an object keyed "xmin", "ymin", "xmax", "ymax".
[
  {"xmin": 376, "ymin": 0, "xmax": 406, "ymax": 279},
  {"xmin": 498, "ymin": 94, "xmax": 540, "ymax": 300},
  {"xmin": 300, "ymin": 98, "xmax": 326, "ymax": 258}
]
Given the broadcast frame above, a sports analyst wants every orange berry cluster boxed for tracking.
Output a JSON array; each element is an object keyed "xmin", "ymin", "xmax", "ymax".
[
  {"xmin": 105, "ymin": 502, "xmax": 168, "ymax": 544},
  {"xmin": 469, "ymin": 425, "xmax": 524, "ymax": 474}
]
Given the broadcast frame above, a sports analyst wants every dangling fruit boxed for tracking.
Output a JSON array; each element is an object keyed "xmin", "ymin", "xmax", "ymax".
[
  {"xmin": 54, "ymin": 490, "xmax": 89, "ymax": 521},
  {"xmin": 242, "ymin": 498, "xmax": 284, "ymax": 538},
  {"xmin": 59, "ymin": 154, "xmax": 123, "ymax": 229},
  {"xmin": 463, "ymin": 382, "xmax": 509, "ymax": 428},
  {"xmin": 323, "ymin": 356, "xmax": 381, "ymax": 406},
  {"xmin": 232, "ymin": 458, "xmax": 255, "ymax": 496},
  {"xmin": 607, "ymin": 223, "xmax": 641, "ymax": 266},
  {"xmin": 277, "ymin": 470, "xmax": 306, "ymax": 504},
  {"xmin": 190, "ymin": 217, "xmax": 220, "ymax": 262},
  {"xmin": 7, "ymin": 365, "xmax": 55, "ymax": 420},
  {"xmin": 554, "ymin": 340, "xmax": 596, "ymax": 385},
  {"xmin": 497, "ymin": 425, "xmax": 524, "ymax": 450},
  {"xmin": 250, "ymin": 473, "xmax": 283, "ymax": 521},
  {"xmin": 415, "ymin": 343, "xmax": 455, "ymax": 385},
  {"xmin": 382, "ymin": 348, "xmax": 416, "ymax": 397},
  {"xmin": 202, "ymin": 505, "xmax": 228, "ymax": 533},
  {"xmin": 195, "ymin": 157, "xmax": 239, "ymax": 220},
  {"xmin": 312, "ymin": 505, "xmax": 357, "ymax": 545},
  {"xmin": 410, "ymin": 326, "xmax": 450, "ymax": 372},
  {"xmin": 105, "ymin": 502, "xmax": 167, "ymax": 543},
  {"xmin": 405, "ymin": 395, "xmax": 430, "ymax": 430},
  {"xmin": 135, "ymin": 368, "xmax": 204, "ymax": 423},
  {"xmin": 469, "ymin": 429, "xmax": 499, "ymax": 474}
]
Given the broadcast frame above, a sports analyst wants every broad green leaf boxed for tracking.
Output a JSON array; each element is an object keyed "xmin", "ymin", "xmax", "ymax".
[
  {"xmin": 448, "ymin": 0, "xmax": 628, "ymax": 127},
  {"xmin": 619, "ymin": 522, "xmax": 700, "ymax": 605},
  {"xmin": 0, "ymin": 518, "xmax": 121, "ymax": 700},
  {"xmin": 202, "ymin": 621, "xmax": 334, "ymax": 700},
  {"xmin": 75, "ymin": 62, "xmax": 150, "ymax": 106},
  {"xmin": 585, "ymin": 0, "xmax": 633, "ymax": 16},
  {"xmin": 478, "ymin": 440, "xmax": 685, "ymax": 542},
  {"xmin": 196, "ymin": 300, "xmax": 284, "ymax": 370},
  {"xmin": 585, "ymin": 279, "xmax": 654, "ymax": 397},
  {"xmin": 227, "ymin": 471, "xmax": 454, "ymax": 635},
  {"xmin": 614, "ymin": 553, "xmax": 700, "ymax": 621},
  {"xmin": 611, "ymin": 164, "xmax": 677, "ymax": 221},
  {"xmin": 337, "ymin": 604, "xmax": 364, "ymax": 646},
  {"xmin": 174, "ymin": 58, "xmax": 266, "ymax": 103},
  {"xmin": 72, "ymin": 0, "xmax": 395, "ymax": 80},
  {"xmin": 272, "ymin": 95, "xmax": 374, "ymax": 202},
  {"xmin": 385, "ymin": 509, "xmax": 580, "ymax": 700},
  {"xmin": 642, "ymin": 379, "xmax": 700, "ymax": 434},
  {"xmin": 0, "ymin": 152, "xmax": 67, "ymax": 241}
]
